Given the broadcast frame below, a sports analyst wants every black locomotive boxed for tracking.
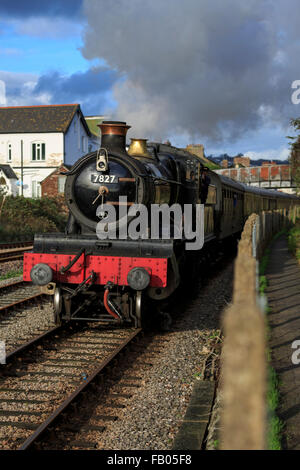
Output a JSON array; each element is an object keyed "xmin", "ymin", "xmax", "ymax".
[{"xmin": 24, "ymin": 121, "xmax": 299, "ymax": 327}]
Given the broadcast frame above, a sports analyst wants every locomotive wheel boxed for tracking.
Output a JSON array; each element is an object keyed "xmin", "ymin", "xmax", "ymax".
[
  {"xmin": 53, "ymin": 287, "xmax": 66, "ymax": 326},
  {"xmin": 135, "ymin": 291, "xmax": 142, "ymax": 328}
]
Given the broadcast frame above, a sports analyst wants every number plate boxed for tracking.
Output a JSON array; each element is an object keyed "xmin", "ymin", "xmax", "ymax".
[{"xmin": 91, "ymin": 174, "xmax": 118, "ymax": 183}]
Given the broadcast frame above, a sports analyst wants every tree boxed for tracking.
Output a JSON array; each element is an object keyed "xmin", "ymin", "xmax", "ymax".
[{"xmin": 287, "ymin": 118, "xmax": 300, "ymax": 194}]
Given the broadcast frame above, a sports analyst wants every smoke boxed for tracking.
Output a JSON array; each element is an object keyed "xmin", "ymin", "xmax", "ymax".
[{"xmin": 81, "ymin": 0, "xmax": 300, "ymax": 144}]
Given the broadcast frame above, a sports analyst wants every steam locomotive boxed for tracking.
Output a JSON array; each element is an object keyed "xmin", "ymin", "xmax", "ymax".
[{"xmin": 23, "ymin": 121, "xmax": 299, "ymax": 327}]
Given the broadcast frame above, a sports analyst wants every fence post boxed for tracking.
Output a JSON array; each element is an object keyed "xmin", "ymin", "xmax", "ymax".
[{"xmin": 220, "ymin": 214, "xmax": 266, "ymax": 449}]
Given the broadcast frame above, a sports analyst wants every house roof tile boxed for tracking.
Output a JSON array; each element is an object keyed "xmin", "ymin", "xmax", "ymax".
[
  {"xmin": 0, "ymin": 164, "xmax": 18, "ymax": 179},
  {"xmin": 0, "ymin": 104, "xmax": 91, "ymax": 135}
]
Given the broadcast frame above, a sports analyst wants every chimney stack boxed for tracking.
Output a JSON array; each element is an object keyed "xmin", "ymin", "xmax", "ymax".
[{"xmin": 222, "ymin": 159, "xmax": 228, "ymax": 168}]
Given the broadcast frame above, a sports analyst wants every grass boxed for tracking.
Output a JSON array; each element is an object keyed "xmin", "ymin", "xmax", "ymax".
[
  {"xmin": 213, "ymin": 439, "xmax": 219, "ymax": 450},
  {"xmin": 0, "ymin": 269, "xmax": 23, "ymax": 281},
  {"xmin": 287, "ymin": 220, "xmax": 300, "ymax": 260},
  {"xmin": 267, "ymin": 367, "xmax": 283, "ymax": 450}
]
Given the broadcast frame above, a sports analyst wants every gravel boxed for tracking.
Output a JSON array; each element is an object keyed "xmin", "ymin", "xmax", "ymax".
[
  {"xmin": 0, "ymin": 297, "xmax": 55, "ymax": 353},
  {"xmin": 0, "ymin": 260, "xmax": 23, "ymax": 281},
  {"xmin": 66, "ymin": 261, "xmax": 234, "ymax": 450},
  {"xmin": 0, "ymin": 327, "xmax": 138, "ymax": 449},
  {"xmin": 0, "ymin": 258, "xmax": 233, "ymax": 450},
  {"xmin": 0, "ymin": 275, "xmax": 23, "ymax": 289}
]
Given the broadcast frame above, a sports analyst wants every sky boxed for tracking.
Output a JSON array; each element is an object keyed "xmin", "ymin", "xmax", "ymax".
[{"xmin": 0, "ymin": 0, "xmax": 300, "ymax": 160}]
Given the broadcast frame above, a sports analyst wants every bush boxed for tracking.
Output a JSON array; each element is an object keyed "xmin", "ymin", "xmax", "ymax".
[{"xmin": 0, "ymin": 195, "xmax": 68, "ymax": 241}]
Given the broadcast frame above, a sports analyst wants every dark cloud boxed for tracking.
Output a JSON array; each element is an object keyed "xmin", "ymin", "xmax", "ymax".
[
  {"xmin": 33, "ymin": 67, "xmax": 118, "ymax": 114},
  {"xmin": 0, "ymin": 0, "xmax": 83, "ymax": 18},
  {"xmin": 81, "ymin": 0, "xmax": 300, "ymax": 144},
  {"xmin": 0, "ymin": 67, "xmax": 118, "ymax": 114}
]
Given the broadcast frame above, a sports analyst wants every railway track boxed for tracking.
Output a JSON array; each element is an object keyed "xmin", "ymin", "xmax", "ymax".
[
  {"xmin": 0, "ymin": 247, "xmax": 235, "ymax": 451},
  {"xmin": 0, "ymin": 280, "xmax": 44, "ymax": 314},
  {"xmin": 0, "ymin": 322, "xmax": 142, "ymax": 450},
  {"xmin": 0, "ymin": 242, "xmax": 33, "ymax": 263},
  {"xmin": 0, "ymin": 279, "xmax": 55, "ymax": 355}
]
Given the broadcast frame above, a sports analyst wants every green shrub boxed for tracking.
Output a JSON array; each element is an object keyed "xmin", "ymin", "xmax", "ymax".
[
  {"xmin": 288, "ymin": 224, "xmax": 300, "ymax": 257},
  {"xmin": 259, "ymin": 275, "xmax": 268, "ymax": 294},
  {"xmin": 0, "ymin": 195, "xmax": 68, "ymax": 241}
]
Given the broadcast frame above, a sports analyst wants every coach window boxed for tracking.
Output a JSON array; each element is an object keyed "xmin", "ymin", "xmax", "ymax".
[
  {"xmin": 32, "ymin": 142, "xmax": 46, "ymax": 161},
  {"xmin": 7, "ymin": 143, "xmax": 12, "ymax": 162}
]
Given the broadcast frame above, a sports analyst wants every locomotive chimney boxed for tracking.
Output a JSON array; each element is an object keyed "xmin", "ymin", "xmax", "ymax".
[{"xmin": 98, "ymin": 121, "xmax": 131, "ymax": 154}]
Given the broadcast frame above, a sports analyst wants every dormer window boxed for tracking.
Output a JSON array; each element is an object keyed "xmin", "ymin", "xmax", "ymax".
[
  {"xmin": 32, "ymin": 142, "xmax": 45, "ymax": 161},
  {"xmin": 7, "ymin": 143, "xmax": 12, "ymax": 162}
]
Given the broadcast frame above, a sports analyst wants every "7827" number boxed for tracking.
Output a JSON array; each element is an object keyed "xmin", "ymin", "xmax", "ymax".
[{"xmin": 91, "ymin": 174, "xmax": 117, "ymax": 183}]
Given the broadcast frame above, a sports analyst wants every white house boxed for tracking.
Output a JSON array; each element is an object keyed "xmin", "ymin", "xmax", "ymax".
[
  {"xmin": 0, "ymin": 164, "xmax": 18, "ymax": 196},
  {"xmin": 0, "ymin": 104, "xmax": 98, "ymax": 198}
]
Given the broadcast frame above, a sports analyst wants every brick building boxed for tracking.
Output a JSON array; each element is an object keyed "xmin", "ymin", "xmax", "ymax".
[
  {"xmin": 40, "ymin": 164, "xmax": 70, "ymax": 198},
  {"xmin": 222, "ymin": 159, "xmax": 229, "ymax": 168}
]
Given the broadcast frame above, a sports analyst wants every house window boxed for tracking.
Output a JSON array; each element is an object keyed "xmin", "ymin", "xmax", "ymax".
[
  {"xmin": 32, "ymin": 142, "xmax": 46, "ymax": 161},
  {"xmin": 7, "ymin": 143, "xmax": 12, "ymax": 162},
  {"xmin": 32, "ymin": 181, "xmax": 41, "ymax": 198},
  {"xmin": 58, "ymin": 176, "xmax": 66, "ymax": 194}
]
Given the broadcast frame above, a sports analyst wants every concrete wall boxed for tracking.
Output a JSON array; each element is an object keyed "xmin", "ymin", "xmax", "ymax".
[{"xmin": 0, "ymin": 132, "xmax": 64, "ymax": 167}]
